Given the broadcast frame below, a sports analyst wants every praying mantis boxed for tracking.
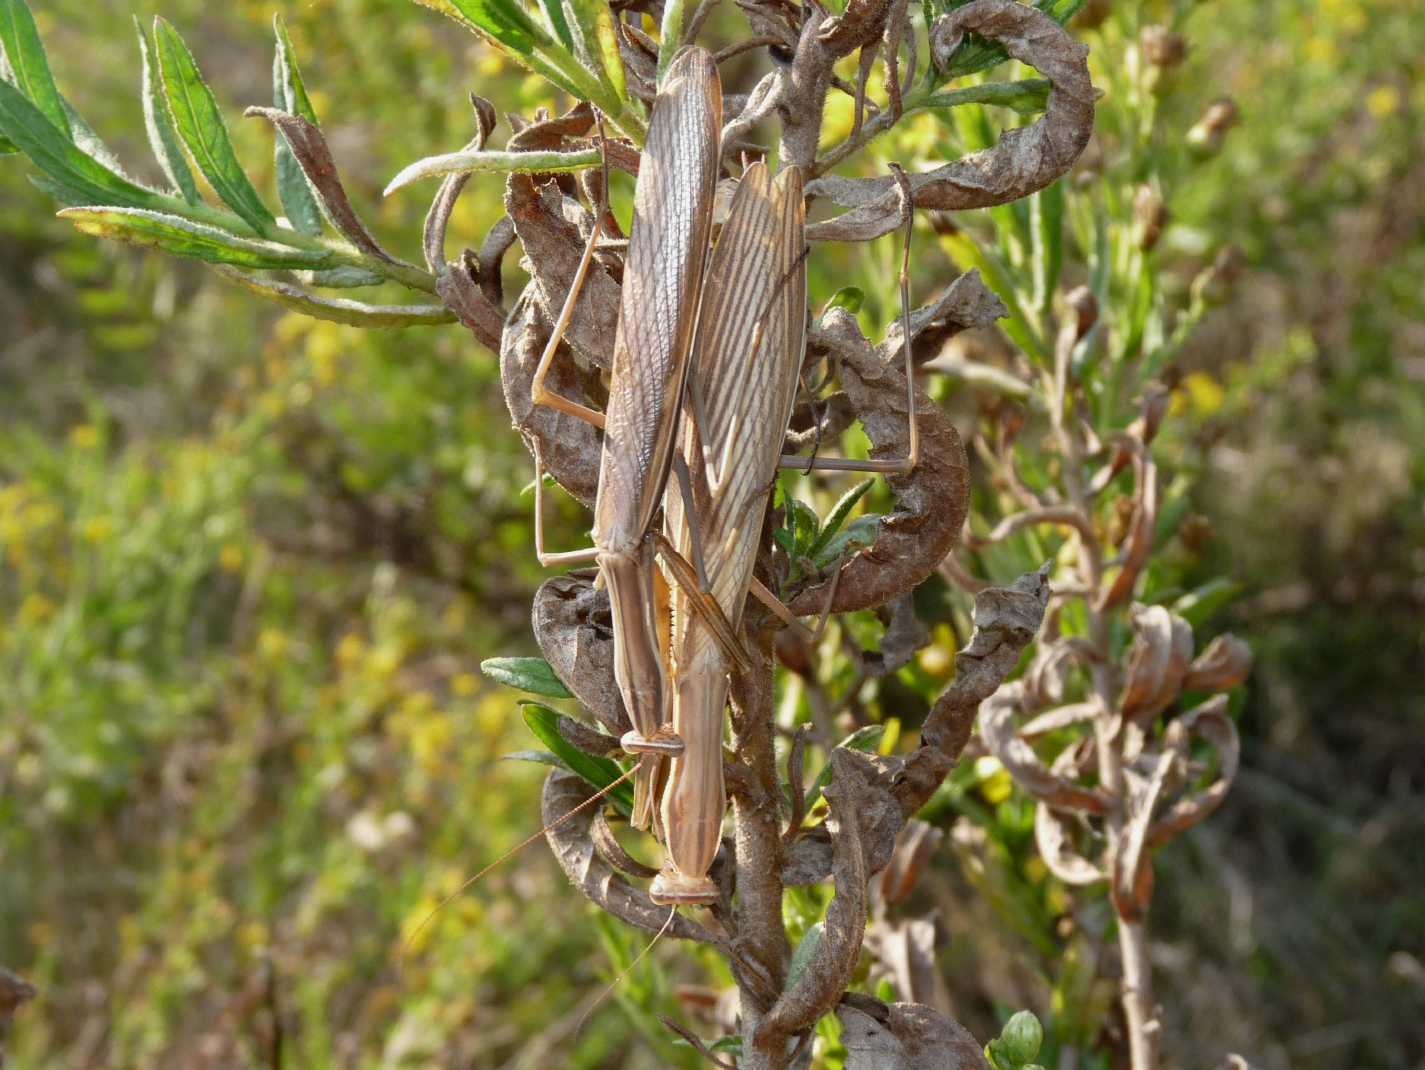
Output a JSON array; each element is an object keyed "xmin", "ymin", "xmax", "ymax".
[{"xmin": 528, "ymin": 47, "xmax": 924, "ymax": 900}]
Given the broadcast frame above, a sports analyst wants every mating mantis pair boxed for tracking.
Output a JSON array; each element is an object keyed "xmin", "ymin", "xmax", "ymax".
[{"xmin": 528, "ymin": 47, "xmax": 921, "ymax": 905}]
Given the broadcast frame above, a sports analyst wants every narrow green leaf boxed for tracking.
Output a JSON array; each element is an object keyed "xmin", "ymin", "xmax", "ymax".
[
  {"xmin": 564, "ymin": 0, "xmax": 626, "ymax": 105},
  {"xmin": 134, "ymin": 18, "xmax": 198, "ymax": 204},
  {"xmin": 154, "ymin": 17, "xmax": 274, "ymax": 234},
  {"xmin": 59, "ymin": 207, "xmax": 331, "ymax": 269},
  {"xmin": 786, "ymin": 923, "xmax": 823, "ymax": 990},
  {"xmin": 448, "ymin": 0, "xmax": 552, "ymax": 53},
  {"xmin": 0, "ymin": 133, "xmax": 17, "ymax": 154},
  {"xmin": 789, "ymin": 498, "xmax": 821, "ymax": 556},
  {"xmin": 1171, "ymin": 578, "xmax": 1242, "ymax": 629},
  {"xmin": 480, "ymin": 656, "xmax": 574, "ymax": 698},
  {"xmin": 384, "ymin": 146, "xmax": 600, "ymax": 197},
  {"xmin": 918, "ymin": 78, "xmax": 1051, "ymax": 119},
  {"xmin": 808, "ymin": 478, "xmax": 874, "ymax": 560},
  {"xmin": 1030, "ymin": 179, "xmax": 1064, "ymax": 317},
  {"xmin": 812, "ymin": 513, "xmax": 880, "ymax": 569},
  {"xmin": 271, "ymin": 14, "xmax": 322, "ymax": 235},
  {"xmin": 537, "ymin": 0, "xmax": 573, "ymax": 51},
  {"xmin": 0, "ymin": 80, "xmax": 159, "ymax": 207},
  {"xmin": 0, "ymin": 0, "xmax": 69, "ymax": 135},
  {"xmin": 296, "ymin": 266, "xmax": 386, "ymax": 288},
  {"xmin": 213, "ymin": 267, "xmax": 455, "ymax": 327},
  {"xmin": 824, "ymin": 286, "xmax": 864, "ymax": 315},
  {"xmin": 522, "ymin": 702, "xmax": 633, "ymax": 817},
  {"xmin": 656, "ymin": 0, "xmax": 686, "ymax": 81}
]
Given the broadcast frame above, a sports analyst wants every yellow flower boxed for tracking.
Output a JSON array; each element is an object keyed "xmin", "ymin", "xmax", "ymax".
[
  {"xmin": 18, "ymin": 593, "xmax": 56, "ymax": 624},
  {"xmin": 451, "ymin": 672, "xmax": 479, "ymax": 698},
  {"xmin": 69, "ymin": 424, "xmax": 101, "ymax": 449},
  {"xmin": 80, "ymin": 515, "xmax": 114, "ymax": 544},
  {"xmin": 1367, "ymin": 85, "xmax": 1401, "ymax": 118},
  {"xmin": 258, "ymin": 628, "xmax": 288, "ymax": 660},
  {"xmin": 336, "ymin": 632, "xmax": 367, "ymax": 667},
  {"xmin": 218, "ymin": 543, "xmax": 245, "ymax": 573}
]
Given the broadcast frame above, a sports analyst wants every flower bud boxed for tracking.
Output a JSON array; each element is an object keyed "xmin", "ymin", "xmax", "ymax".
[
  {"xmin": 1141, "ymin": 25, "xmax": 1188, "ymax": 94},
  {"xmin": 1186, "ymin": 97, "xmax": 1240, "ymax": 159},
  {"xmin": 1133, "ymin": 184, "xmax": 1168, "ymax": 251},
  {"xmin": 999, "ymin": 1010, "xmax": 1044, "ymax": 1064}
]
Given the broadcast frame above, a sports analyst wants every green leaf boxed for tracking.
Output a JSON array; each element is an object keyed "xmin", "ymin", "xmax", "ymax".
[
  {"xmin": 918, "ymin": 78, "xmax": 1051, "ymax": 119},
  {"xmin": 537, "ymin": 0, "xmax": 574, "ymax": 51},
  {"xmin": 448, "ymin": 0, "xmax": 552, "ymax": 54},
  {"xmin": 213, "ymin": 267, "xmax": 455, "ymax": 327},
  {"xmin": 153, "ymin": 17, "xmax": 274, "ymax": 235},
  {"xmin": 58, "ymin": 207, "xmax": 332, "ymax": 269},
  {"xmin": 503, "ymin": 748, "xmax": 564, "ymax": 767},
  {"xmin": 812, "ymin": 513, "xmax": 880, "ymax": 569},
  {"xmin": 565, "ymin": 0, "xmax": 626, "ymax": 104},
  {"xmin": 521, "ymin": 702, "xmax": 633, "ymax": 817},
  {"xmin": 1171, "ymin": 578, "xmax": 1242, "ymax": 628},
  {"xmin": 805, "ymin": 725, "xmax": 884, "ymax": 811},
  {"xmin": 808, "ymin": 478, "xmax": 874, "ymax": 561},
  {"xmin": 0, "ymin": 133, "xmax": 15, "ymax": 154},
  {"xmin": 1030, "ymin": 179, "xmax": 1064, "ymax": 317},
  {"xmin": 134, "ymin": 18, "xmax": 198, "ymax": 204},
  {"xmin": 824, "ymin": 285, "xmax": 864, "ymax": 315},
  {"xmin": 384, "ymin": 146, "xmax": 601, "ymax": 197},
  {"xmin": 271, "ymin": 14, "xmax": 323, "ymax": 236},
  {"xmin": 296, "ymin": 266, "xmax": 386, "ymax": 288},
  {"xmin": 0, "ymin": 80, "xmax": 159, "ymax": 207},
  {"xmin": 789, "ymin": 497, "xmax": 821, "ymax": 555},
  {"xmin": 0, "ymin": 0, "xmax": 70, "ymax": 135},
  {"xmin": 786, "ymin": 922, "xmax": 823, "ymax": 989},
  {"xmin": 480, "ymin": 656, "xmax": 574, "ymax": 698}
]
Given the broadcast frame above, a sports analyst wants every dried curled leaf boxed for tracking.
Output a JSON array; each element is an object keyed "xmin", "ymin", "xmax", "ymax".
[
  {"xmin": 542, "ymin": 769, "xmax": 728, "ymax": 946},
  {"xmin": 806, "ymin": 0, "xmax": 1094, "ymax": 242},
  {"xmin": 246, "ymin": 107, "xmax": 400, "ymax": 263},
  {"xmin": 1035, "ymin": 797, "xmax": 1104, "ymax": 885},
  {"xmin": 1183, "ymin": 633, "xmax": 1253, "ymax": 692},
  {"xmin": 1148, "ymin": 695, "xmax": 1240, "ymax": 846},
  {"xmin": 785, "ymin": 308, "xmax": 971, "ymax": 617},
  {"xmin": 981, "ymin": 681, "xmax": 1112, "ymax": 813},
  {"xmin": 838, "ymin": 995, "xmax": 988, "ymax": 1070},
  {"xmin": 531, "ymin": 574, "xmax": 630, "ymax": 737},
  {"xmin": 1119, "ymin": 604, "xmax": 1193, "ymax": 721}
]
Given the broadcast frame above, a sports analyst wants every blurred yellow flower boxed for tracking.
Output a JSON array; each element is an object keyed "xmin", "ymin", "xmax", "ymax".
[
  {"xmin": 218, "ymin": 542, "xmax": 245, "ymax": 573},
  {"xmin": 68, "ymin": 423, "xmax": 100, "ymax": 449},
  {"xmin": 18, "ymin": 593, "xmax": 56, "ymax": 624},
  {"xmin": 258, "ymin": 628, "xmax": 289, "ymax": 660},
  {"xmin": 336, "ymin": 632, "xmax": 367, "ymax": 667},
  {"xmin": 451, "ymin": 672, "xmax": 479, "ymax": 697},
  {"xmin": 1366, "ymin": 85, "xmax": 1401, "ymax": 118},
  {"xmin": 79, "ymin": 515, "xmax": 113, "ymax": 544}
]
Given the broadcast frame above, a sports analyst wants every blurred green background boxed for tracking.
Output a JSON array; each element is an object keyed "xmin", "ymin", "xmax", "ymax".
[{"xmin": 1, "ymin": 0, "xmax": 1422, "ymax": 1067}]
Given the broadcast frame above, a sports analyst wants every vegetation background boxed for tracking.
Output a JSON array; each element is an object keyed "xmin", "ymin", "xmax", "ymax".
[{"xmin": 1, "ymin": 0, "xmax": 1421, "ymax": 1066}]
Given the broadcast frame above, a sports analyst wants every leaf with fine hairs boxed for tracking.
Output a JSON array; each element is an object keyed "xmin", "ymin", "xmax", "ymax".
[
  {"xmin": 0, "ymin": 0, "xmax": 69, "ymax": 135},
  {"xmin": 212, "ymin": 267, "xmax": 454, "ymax": 327},
  {"xmin": 270, "ymin": 15, "xmax": 323, "ymax": 236},
  {"xmin": 134, "ymin": 18, "xmax": 198, "ymax": 204},
  {"xmin": 480, "ymin": 656, "xmax": 574, "ymax": 698},
  {"xmin": 246, "ymin": 107, "xmax": 397, "ymax": 262},
  {"xmin": 522, "ymin": 703, "xmax": 633, "ymax": 817},
  {"xmin": 384, "ymin": 146, "xmax": 601, "ymax": 197},
  {"xmin": 153, "ymin": 17, "xmax": 274, "ymax": 234},
  {"xmin": 564, "ymin": 0, "xmax": 627, "ymax": 103},
  {"xmin": 448, "ymin": 0, "xmax": 552, "ymax": 53},
  {"xmin": 58, "ymin": 207, "xmax": 331, "ymax": 269},
  {"xmin": 0, "ymin": 81, "xmax": 159, "ymax": 207}
]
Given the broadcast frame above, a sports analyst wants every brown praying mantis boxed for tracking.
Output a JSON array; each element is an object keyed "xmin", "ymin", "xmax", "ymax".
[{"xmin": 527, "ymin": 48, "xmax": 924, "ymax": 898}]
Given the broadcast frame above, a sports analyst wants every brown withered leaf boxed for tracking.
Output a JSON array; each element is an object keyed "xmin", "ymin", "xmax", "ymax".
[
  {"xmin": 1034, "ymin": 797, "xmax": 1104, "ymax": 885},
  {"xmin": 591, "ymin": 810, "xmax": 660, "ymax": 878},
  {"xmin": 806, "ymin": 0, "xmax": 1094, "ymax": 242},
  {"xmin": 1111, "ymin": 747, "xmax": 1174, "ymax": 920},
  {"xmin": 981, "ymin": 682, "xmax": 1112, "ymax": 813},
  {"xmin": 1119, "ymin": 604, "xmax": 1193, "ymax": 721},
  {"xmin": 1183, "ymin": 633, "xmax": 1253, "ymax": 692},
  {"xmin": 506, "ymin": 173, "xmax": 620, "ymax": 371},
  {"xmin": 867, "ymin": 916, "xmax": 948, "ymax": 1011},
  {"xmin": 422, "ymin": 94, "xmax": 497, "ymax": 273},
  {"xmin": 506, "ymin": 99, "xmax": 594, "ymax": 152},
  {"xmin": 883, "ymin": 269, "xmax": 1009, "ymax": 365},
  {"xmin": 436, "ymin": 253, "xmax": 503, "ymax": 352},
  {"xmin": 1098, "ymin": 438, "xmax": 1157, "ymax": 608},
  {"xmin": 786, "ymin": 310, "xmax": 969, "ymax": 617},
  {"xmin": 753, "ymin": 749, "xmax": 873, "ymax": 1054},
  {"xmin": 245, "ymin": 108, "xmax": 400, "ymax": 264},
  {"xmin": 877, "ymin": 819, "xmax": 943, "ymax": 907},
  {"xmin": 1149, "ymin": 695, "xmax": 1240, "ymax": 846},
  {"xmin": 837, "ymin": 995, "xmax": 988, "ymax": 1070},
  {"xmin": 501, "ymin": 290, "xmax": 602, "ymax": 506},
  {"xmin": 542, "ymin": 770, "xmax": 728, "ymax": 947},
  {"xmin": 531, "ymin": 574, "xmax": 630, "ymax": 737}
]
